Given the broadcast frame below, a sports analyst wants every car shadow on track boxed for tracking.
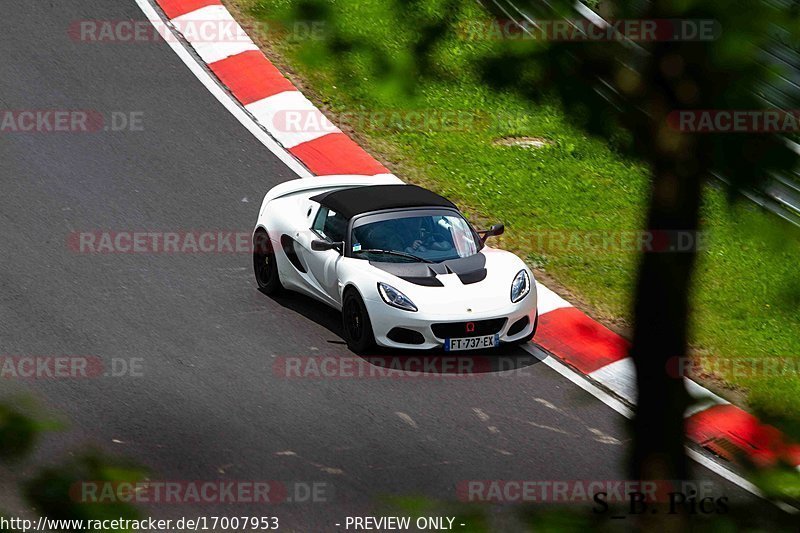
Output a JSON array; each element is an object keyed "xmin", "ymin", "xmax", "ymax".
[
  {"xmin": 262, "ymin": 288, "xmax": 544, "ymax": 376},
  {"xmin": 265, "ymin": 287, "xmax": 346, "ymax": 337}
]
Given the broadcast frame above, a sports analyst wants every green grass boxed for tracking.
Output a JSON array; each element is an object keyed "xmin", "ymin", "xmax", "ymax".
[{"xmin": 231, "ymin": 0, "xmax": 800, "ymax": 438}]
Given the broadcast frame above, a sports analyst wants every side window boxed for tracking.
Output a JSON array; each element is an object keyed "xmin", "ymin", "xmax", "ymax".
[
  {"xmin": 312, "ymin": 206, "xmax": 329, "ymax": 237},
  {"xmin": 312, "ymin": 207, "xmax": 347, "ymax": 242}
]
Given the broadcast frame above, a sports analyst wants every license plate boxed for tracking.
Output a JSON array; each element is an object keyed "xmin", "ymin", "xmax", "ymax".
[{"xmin": 444, "ymin": 334, "xmax": 499, "ymax": 351}]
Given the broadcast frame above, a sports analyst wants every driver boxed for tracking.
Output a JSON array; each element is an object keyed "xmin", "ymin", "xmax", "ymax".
[{"xmin": 404, "ymin": 218, "xmax": 452, "ymax": 253}]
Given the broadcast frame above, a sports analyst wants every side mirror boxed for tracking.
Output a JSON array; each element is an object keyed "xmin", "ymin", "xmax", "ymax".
[
  {"xmin": 480, "ymin": 223, "xmax": 505, "ymax": 242},
  {"xmin": 311, "ymin": 239, "xmax": 343, "ymax": 252}
]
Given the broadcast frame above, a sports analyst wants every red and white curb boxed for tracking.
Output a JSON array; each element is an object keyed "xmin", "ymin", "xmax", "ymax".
[
  {"xmin": 143, "ymin": 0, "xmax": 800, "ymax": 480},
  {"xmin": 160, "ymin": 0, "xmax": 388, "ymax": 176},
  {"xmin": 538, "ymin": 257, "xmax": 800, "ymax": 473}
]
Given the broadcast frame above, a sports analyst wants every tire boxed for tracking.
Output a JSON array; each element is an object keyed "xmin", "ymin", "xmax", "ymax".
[
  {"xmin": 341, "ymin": 290, "xmax": 376, "ymax": 354},
  {"xmin": 253, "ymin": 229, "xmax": 281, "ymax": 295}
]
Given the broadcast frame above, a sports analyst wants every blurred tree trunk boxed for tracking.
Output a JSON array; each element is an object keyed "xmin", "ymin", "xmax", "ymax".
[
  {"xmin": 628, "ymin": 40, "xmax": 706, "ymax": 485},
  {"xmin": 630, "ymin": 168, "xmax": 698, "ymax": 483}
]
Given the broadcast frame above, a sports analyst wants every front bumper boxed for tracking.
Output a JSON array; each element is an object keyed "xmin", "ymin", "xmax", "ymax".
[{"xmin": 363, "ymin": 293, "xmax": 538, "ymax": 350}]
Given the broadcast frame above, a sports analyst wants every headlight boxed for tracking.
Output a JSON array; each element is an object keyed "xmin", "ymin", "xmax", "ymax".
[
  {"xmin": 378, "ymin": 282, "xmax": 418, "ymax": 312},
  {"xmin": 510, "ymin": 269, "xmax": 530, "ymax": 303}
]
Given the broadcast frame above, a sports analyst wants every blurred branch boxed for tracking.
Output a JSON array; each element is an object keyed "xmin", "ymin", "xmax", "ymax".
[{"xmin": 0, "ymin": 399, "xmax": 143, "ymax": 531}]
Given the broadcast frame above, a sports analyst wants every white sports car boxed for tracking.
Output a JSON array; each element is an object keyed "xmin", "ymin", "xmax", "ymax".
[{"xmin": 252, "ymin": 175, "xmax": 538, "ymax": 353}]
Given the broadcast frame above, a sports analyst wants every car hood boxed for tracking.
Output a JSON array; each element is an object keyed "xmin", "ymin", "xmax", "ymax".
[
  {"xmin": 369, "ymin": 252, "xmax": 489, "ymax": 287},
  {"xmin": 362, "ymin": 247, "xmax": 533, "ymax": 315}
]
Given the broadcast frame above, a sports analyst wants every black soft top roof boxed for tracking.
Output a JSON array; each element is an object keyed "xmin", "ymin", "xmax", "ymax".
[{"xmin": 310, "ymin": 184, "xmax": 457, "ymax": 219}]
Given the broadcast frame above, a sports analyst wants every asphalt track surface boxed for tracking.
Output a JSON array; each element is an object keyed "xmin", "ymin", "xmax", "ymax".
[{"xmin": 0, "ymin": 1, "xmax": 794, "ymax": 530}]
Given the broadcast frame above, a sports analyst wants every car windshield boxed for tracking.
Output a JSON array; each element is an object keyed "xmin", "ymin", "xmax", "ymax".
[{"xmin": 351, "ymin": 211, "xmax": 479, "ymax": 263}]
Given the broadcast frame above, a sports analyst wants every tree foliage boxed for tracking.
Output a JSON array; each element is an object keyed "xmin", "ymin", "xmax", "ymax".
[{"xmin": 0, "ymin": 399, "xmax": 143, "ymax": 531}]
